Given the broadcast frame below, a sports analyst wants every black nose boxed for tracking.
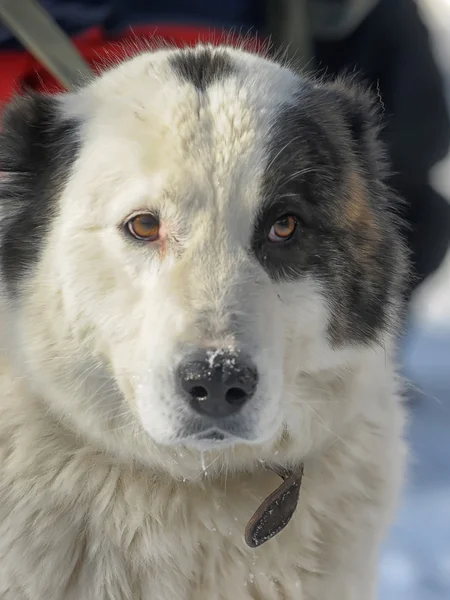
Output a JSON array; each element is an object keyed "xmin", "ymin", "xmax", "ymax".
[{"xmin": 177, "ymin": 349, "xmax": 258, "ymax": 419}]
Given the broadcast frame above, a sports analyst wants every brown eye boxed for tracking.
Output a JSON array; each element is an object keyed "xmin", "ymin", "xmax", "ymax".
[
  {"xmin": 126, "ymin": 214, "xmax": 160, "ymax": 241},
  {"xmin": 268, "ymin": 215, "xmax": 297, "ymax": 243}
]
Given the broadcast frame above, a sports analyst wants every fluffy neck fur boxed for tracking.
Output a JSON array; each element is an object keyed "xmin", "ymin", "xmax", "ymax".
[{"xmin": 0, "ymin": 323, "xmax": 405, "ymax": 599}]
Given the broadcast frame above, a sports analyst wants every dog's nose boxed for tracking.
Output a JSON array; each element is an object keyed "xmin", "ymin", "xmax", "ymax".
[{"xmin": 177, "ymin": 350, "xmax": 258, "ymax": 418}]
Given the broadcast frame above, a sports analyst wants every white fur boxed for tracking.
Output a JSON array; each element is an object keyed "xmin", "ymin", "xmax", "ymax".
[{"xmin": 0, "ymin": 45, "xmax": 406, "ymax": 599}]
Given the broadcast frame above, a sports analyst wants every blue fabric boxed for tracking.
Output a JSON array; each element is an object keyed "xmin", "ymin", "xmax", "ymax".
[
  {"xmin": 0, "ymin": 0, "xmax": 113, "ymax": 46},
  {"xmin": 109, "ymin": 0, "xmax": 261, "ymax": 29},
  {"xmin": 0, "ymin": 0, "xmax": 261, "ymax": 49}
]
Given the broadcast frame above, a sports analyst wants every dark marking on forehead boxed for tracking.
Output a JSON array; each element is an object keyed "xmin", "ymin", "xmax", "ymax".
[
  {"xmin": 169, "ymin": 47, "xmax": 235, "ymax": 91},
  {"xmin": 0, "ymin": 93, "xmax": 80, "ymax": 296},
  {"xmin": 252, "ymin": 78, "xmax": 407, "ymax": 346}
]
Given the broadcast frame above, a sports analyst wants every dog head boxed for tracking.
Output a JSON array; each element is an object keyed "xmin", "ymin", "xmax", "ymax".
[{"xmin": 0, "ymin": 46, "xmax": 406, "ymax": 474}]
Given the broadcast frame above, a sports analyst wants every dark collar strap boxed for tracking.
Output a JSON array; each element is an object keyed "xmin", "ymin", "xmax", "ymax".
[{"xmin": 245, "ymin": 463, "xmax": 304, "ymax": 548}]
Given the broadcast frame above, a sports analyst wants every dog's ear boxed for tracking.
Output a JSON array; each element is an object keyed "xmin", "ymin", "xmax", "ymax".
[
  {"xmin": 319, "ymin": 77, "xmax": 388, "ymax": 180},
  {"xmin": 0, "ymin": 93, "xmax": 76, "ymax": 175},
  {"xmin": 0, "ymin": 93, "xmax": 80, "ymax": 294}
]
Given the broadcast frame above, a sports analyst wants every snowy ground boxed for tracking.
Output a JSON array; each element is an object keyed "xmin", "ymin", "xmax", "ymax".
[{"xmin": 378, "ymin": 2, "xmax": 450, "ymax": 598}]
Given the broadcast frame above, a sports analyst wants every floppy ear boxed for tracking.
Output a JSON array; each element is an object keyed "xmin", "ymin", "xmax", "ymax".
[
  {"xmin": 0, "ymin": 93, "xmax": 80, "ymax": 294},
  {"xmin": 0, "ymin": 93, "xmax": 76, "ymax": 174},
  {"xmin": 319, "ymin": 77, "xmax": 388, "ymax": 180}
]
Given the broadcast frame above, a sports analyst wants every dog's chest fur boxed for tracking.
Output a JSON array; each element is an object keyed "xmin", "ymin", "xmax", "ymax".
[{"xmin": 0, "ymin": 364, "xmax": 403, "ymax": 600}]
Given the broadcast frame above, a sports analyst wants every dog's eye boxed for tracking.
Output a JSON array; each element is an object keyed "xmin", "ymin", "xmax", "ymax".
[
  {"xmin": 268, "ymin": 215, "xmax": 297, "ymax": 243},
  {"xmin": 125, "ymin": 214, "xmax": 160, "ymax": 241}
]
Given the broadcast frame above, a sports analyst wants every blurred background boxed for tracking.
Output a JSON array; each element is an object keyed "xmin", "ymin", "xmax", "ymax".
[
  {"xmin": 0, "ymin": 1, "xmax": 449, "ymax": 598},
  {"xmin": 380, "ymin": 2, "xmax": 450, "ymax": 598},
  {"xmin": 380, "ymin": 0, "xmax": 450, "ymax": 600}
]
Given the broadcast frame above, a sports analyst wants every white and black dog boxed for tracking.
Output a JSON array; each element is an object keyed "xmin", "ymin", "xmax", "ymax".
[{"xmin": 0, "ymin": 44, "xmax": 407, "ymax": 599}]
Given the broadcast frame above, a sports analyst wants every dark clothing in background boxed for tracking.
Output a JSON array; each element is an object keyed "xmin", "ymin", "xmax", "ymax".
[
  {"xmin": 0, "ymin": 0, "xmax": 262, "ymax": 46},
  {"xmin": 0, "ymin": 0, "xmax": 448, "ymax": 292},
  {"xmin": 315, "ymin": 0, "xmax": 450, "ymax": 290}
]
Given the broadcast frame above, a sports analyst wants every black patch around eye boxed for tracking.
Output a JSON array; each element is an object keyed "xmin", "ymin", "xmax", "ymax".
[
  {"xmin": 169, "ymin": 47, "xmax": 235, "ymax": 92},
  {"xmin": 251, "ymin": 83, "xmax": 407, "ymax": 347},
  {"xmin": 251, "ymin": 198, "xmax": 318, "ymax": 282},
  {"xmin": 250, "ymin": 93, "xmax": 347, "ymax": 284}
]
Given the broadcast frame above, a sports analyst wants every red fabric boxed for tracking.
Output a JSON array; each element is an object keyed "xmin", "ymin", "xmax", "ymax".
[{"xmin": 0, "ymin": 25, "xmax": 264, "ymax": 104}]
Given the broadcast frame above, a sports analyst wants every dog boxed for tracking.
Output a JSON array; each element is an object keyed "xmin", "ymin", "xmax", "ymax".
[{"xmin": 0, "ymin": 44, "xmax": 407, "ymax": 599}]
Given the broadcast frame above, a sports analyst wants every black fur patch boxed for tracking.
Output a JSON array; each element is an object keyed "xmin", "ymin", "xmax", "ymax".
[
  {"xmin": 252, "ymin": 79, "xmax": 407, "ymax": 346},
  {"xmin": 0, "ymin": 93, "xmax": 80, "ymax": 296},
  {"xmin": 169, "ymin": 47, "xmax": 234, "ymax": 91}
]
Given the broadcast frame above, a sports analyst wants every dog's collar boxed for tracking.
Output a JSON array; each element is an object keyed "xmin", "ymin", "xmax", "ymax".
[{"xmin": 244, "ymin": 463, "xmax": 304, "ymax": 548}]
